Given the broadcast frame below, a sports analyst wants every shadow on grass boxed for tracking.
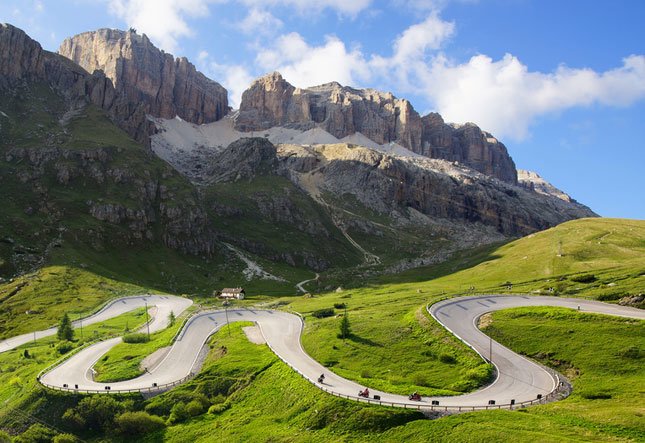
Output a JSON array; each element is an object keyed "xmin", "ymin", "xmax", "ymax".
[{"xmin": 343, "ymin": 334, "xmax": 383, "ymax": 347}]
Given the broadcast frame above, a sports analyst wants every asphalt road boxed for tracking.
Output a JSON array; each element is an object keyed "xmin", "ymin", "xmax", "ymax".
[
  {"xmin": 0, "ymin": 295, "xmax": 192, "ymax": 353},
  {"xmin": 4, "ymin": 294, "xmax": 643, "ymax": 408}
]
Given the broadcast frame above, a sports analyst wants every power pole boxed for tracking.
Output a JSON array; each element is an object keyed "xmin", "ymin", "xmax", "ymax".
[{"xmin": 78, "ymin": 313, "xmax": 83, "ymax": 340}]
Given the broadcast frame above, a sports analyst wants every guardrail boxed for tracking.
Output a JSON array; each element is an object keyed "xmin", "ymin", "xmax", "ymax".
[
  {"xmin": 39, "ymin": 371, "xmax": 196, "ymax": 395},
  {"xmin": 263, "ymin": 304, "xmax": 570, "ymax": 413}
]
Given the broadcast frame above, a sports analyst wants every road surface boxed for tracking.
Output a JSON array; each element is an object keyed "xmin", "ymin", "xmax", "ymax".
[{"xmin": 2, "ymin": 294, "xmax": 642, "ymax": 409}]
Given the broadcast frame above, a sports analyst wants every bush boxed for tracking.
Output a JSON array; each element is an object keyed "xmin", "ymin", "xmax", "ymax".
[
  {"xmin": 52, "ymin": 434, "xmax": 78, "ymax": 443},
  {"xmin": 570, "ymin": 274, "xmax": 597, "ymax": 283},
  {"xmin": 116, "ymin": 411, "xmax": 165, "ymax": 435},
  {"xmin": 439, "ymin": 353, "xmax": 457, "ymax": 364},
  {"xmin": 123, "ymin": 333, "xmax": 149, "ymax": 343},
  {"xmin": 581, "ymin": 391, "xmax": 612, "ymax": 399},
  {"xmin": 333, "ymin": 303, "xmax": 346, "ymax": 309},
  {"xmin": 0, "ymin": 430, "xmax": 9, "ymax": 443},
  {"xmin": 185, "ymin": 399, "xmax": 205, "ymax": 417},
  {"xmin": 311, "ymin": 308, "xmax": 335, "ymax": 318},
  {"xmin": 208, "ymin": 403, "xmax": 230, "ymax": 415},
  {"xmin": 63, "ymin": 395, "xmax": 123, "ymax": 432},
  {"xmin": 13, "ymin": 424, "xmax": 56, "ymax": 443},
  {"xmin": 56, "ymin": 341, "xmax": 74, "ymax": 354},
  {"xmin": 167, "ymin": 402, "xmax": 189, "ymax": 424}
]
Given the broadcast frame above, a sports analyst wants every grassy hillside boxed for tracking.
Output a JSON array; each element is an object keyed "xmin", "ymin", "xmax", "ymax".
[
  {"xmin": 284, "ymin": 218, "xmax": 644, "ymax": 396},
  {"xmin": 2, "ymin": 308, "xmax": 642, "ymax": 442}
]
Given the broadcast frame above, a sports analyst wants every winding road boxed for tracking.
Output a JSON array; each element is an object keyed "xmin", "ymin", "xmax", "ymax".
[{"xmin": 1, "ymin": 294, "xmax": 642, "ymax": 410}]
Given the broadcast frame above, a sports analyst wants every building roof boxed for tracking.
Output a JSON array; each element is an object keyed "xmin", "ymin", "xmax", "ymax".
[{"xmin": 220, "ymin": 287, "xmax": 245, "ymax": 293}]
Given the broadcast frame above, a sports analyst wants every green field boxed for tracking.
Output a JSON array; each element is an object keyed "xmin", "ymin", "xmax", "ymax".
[{"xmin": 0, "ymin": 215, "xmax": 643, "ymax": 441}]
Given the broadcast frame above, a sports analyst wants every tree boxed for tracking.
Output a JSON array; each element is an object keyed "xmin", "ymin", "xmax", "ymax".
[
  {"xmin": 57, "ymin": 313, "xmax": 74, "ymax": 341},
  {"xmin": 339, "ymin": 311, "xmax": 351, "ymax": 339},
  {"xmin": 168, "ymin": 310, "xmax": 176, "ymax": 326}
]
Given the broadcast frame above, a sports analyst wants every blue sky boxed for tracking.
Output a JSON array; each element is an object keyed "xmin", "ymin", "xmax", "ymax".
[{"xmin": 2, "ymin": 0, "xmax": 644, "ymax": 219}]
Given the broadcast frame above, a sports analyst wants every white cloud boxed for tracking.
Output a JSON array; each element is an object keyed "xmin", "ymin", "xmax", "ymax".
[
  {"xmin": 419, "ymin": 54, "xmax": 645, "ymax": 140},
  {"xmin": 237, "ymin": 8, "xmax": 283, "ymax": 35},
  {"xmin": 198, "ymin": 51, "xmax": 254, "ymax": 108},
  {"xmin": 107, "ymin": 0, "xmax": 218, "ymax": 53},
  {"xmin": 256, "ymin": 32, "xmax": 371, "ymax": 89},
  {"xmin": 240, "ymin": 0, "xmax": 372, "ymax": 16}
]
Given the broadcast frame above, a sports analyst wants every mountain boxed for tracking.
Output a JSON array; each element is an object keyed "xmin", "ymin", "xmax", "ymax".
[
  {"xmin": 235, "ymin": 72, "xmax": 517, "ymax": 183},
  {"xmin": 518, "ymin": 169, "xmax": 576, "ymax": 202},
  {"xmin": 0, "ymin": 24, "xmax": 596, "ymax": 286},
  {"xmin": 58, "ymin": 28, "xmax": 229, "ymax": 126}
]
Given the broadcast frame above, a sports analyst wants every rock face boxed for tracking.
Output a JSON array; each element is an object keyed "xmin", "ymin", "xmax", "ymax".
[
  {"xmin": 58, "ymin": 28, "xmax": 229, "ymax": 124},
  {"xmin": 274, "ymin": 142, "xmax": 594, "ymax": 237},
  {"xmin": 0, "ymin": 23, "xmax": 151, "ymax": 143},
  {"xmin": 235, "ymin": 72, "xmax": 517, "ymax": 184},
  {"xmin": 518, "ymin": 170, "xmax": 574, "ymax": 202}
]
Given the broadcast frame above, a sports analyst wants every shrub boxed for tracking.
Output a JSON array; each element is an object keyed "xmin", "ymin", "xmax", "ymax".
[
  {"xmin": 56, "ymin": 341, "xmax": 74, "ymax": 354},
  {"xmin": 52, "ymin": 434, "xmax": 78, "ymax": 443},
  {"xmin": 570, "ymin": 274, "xmax": 597, "ymax": 283},
  {"xmin": 581, "ymin": 391, "xmax": 612, "ymax": 399},
  {"xmin": 185, "ymin": 399, "xmax": 205, "ymax": 417},
  {"xmin": 311, "ymin": 308, "xmax": 335, "ymax": 318},
  {"xmin": 116, "ymin": 411, "xmax": 165, "ymax": 435},
  {"xmin": 13, "ymin": 424, "xmax": 56, "ymax": 443},
  {"xmin": 333, "ymin": 303, "xmax": 346, "ymax": 309},
  {"xmin": 63, "ymin": 395, "xmax": 123, "ymax": 432},
  {"xmin": 123, "ymin": 333, "xmax": 149, "ymax": 343},
  {"xmin": 0, "ymin": 430, "xmax": 9, "ymax": 443},
  {"xmin": 167, "ymin": 402, "xmax": 189, "ymax": 424},
  {"xmin": 439, "ymin": 353, "xmax": 457, "ymax": 364},
  {"xmin": 208, "ymin": 403, "xmax": 230, "ymax": 415}
]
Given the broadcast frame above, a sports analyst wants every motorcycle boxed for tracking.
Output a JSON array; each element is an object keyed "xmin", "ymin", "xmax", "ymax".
[{"xmin": 408, "ymin": 392, "xmax": 422, "ymax": 401}]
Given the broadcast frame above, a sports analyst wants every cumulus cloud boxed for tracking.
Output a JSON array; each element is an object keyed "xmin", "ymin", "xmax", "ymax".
[
  {"xmin": 419, "ymin": 53, "xmax": 645, "ymax": 139},
  {"xmin": 198, "ymin": 51, "xmax": 254, "ymax": 108},
  {"xmin": 237, "ymin": 8, "xmax": 283, "ymax": 35},
  {"xmin": 107, "ymin": 0, "xmax": 218, "ymax": 53},
  {"xmin": 256, "ymin": 32, "xmax": 371, "ymax": 89}
]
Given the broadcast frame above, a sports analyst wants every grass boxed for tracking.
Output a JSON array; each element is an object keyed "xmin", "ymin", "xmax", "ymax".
[
  {"xmin": 0, "ymin": 266, "xmax": 145, "ymax": 339},
  {"xmin": 93, "ymin": 309, "xmax": 190, "ymax": 383},
  {"xmin": 0, "ymin": 307, "xmax": 151, "ymax": 434},
  {"xmin": 265, "ymin": 218, "xmax": 645, "ymax": 399}
]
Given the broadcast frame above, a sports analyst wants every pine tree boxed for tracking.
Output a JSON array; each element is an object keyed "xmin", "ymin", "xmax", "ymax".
[
  {"xmin": 168, "ymin": 310, "xmax": 176, "ymax": 326},
  {"xmin": 339, "ymin": 311, "xmax": 351, "ymax": 339},
  {"xmin": 57, "ymin": 313, "xmax": 74, "ymax": 341}
]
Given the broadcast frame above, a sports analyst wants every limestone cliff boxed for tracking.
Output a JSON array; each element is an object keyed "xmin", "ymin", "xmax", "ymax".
[
  {"xmin": 235, "ymin": 72, "xmax": 517, "ymax": 184},
  {"xmin": 58, "ymin": 28, "xmax": 229, "ymax": 124},
  {"xmin": 0, "ymin": 23, "xmax": 151, "ymax": 143}
]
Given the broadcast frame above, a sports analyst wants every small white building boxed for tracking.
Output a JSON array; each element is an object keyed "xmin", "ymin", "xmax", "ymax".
[{"xmin": 218, "ymin": 287, "xmax": 245, "ymax": 300}]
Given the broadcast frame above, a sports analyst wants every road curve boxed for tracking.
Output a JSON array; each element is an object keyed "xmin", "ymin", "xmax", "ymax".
[
  {"xmin": 3, "ymin": 295, "xmax": 643, "ymax": 409},
  {"xmin": 0, "ymin": 295, "xmax": 193, "ymax": 354}
]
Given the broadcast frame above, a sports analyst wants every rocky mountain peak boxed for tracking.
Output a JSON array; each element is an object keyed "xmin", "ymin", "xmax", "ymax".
[
  {"xmin": 235, "ymin": 72, "xmax": 517, "ymax": 184},
  {"xmin": 58, "ymin": 28, "xmax": 229, "ymax": 125},
  {"xmin": 0, "ymin": 23, "xmax": 152, "ymax": 143}
]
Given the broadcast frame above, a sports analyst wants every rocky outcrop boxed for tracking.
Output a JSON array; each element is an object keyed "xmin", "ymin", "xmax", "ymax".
[
  {"xmin": 275, "ymin": 142, "xmax": 595, "ymax": 237},
  {"xmin": 0, "ymin": 23, "xmax": 151, "ymax": 143},
  {"xmin": 518, "ymin": 169, "xmax": 574, "ymax": 203},
  {"xmin": 4, "ymin": 146, "xmax": 217, "ymax": 256},
  {"xmin": 235, "ymin": 72, "xmax": 517, "ymax": 183},
  {"xmin": 421, "ymin": 114, "xmax": 517, "ymax": 184},
  {"xmin": 58, "ymin": 28, "xmax": 229, "ymax": 124}
]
